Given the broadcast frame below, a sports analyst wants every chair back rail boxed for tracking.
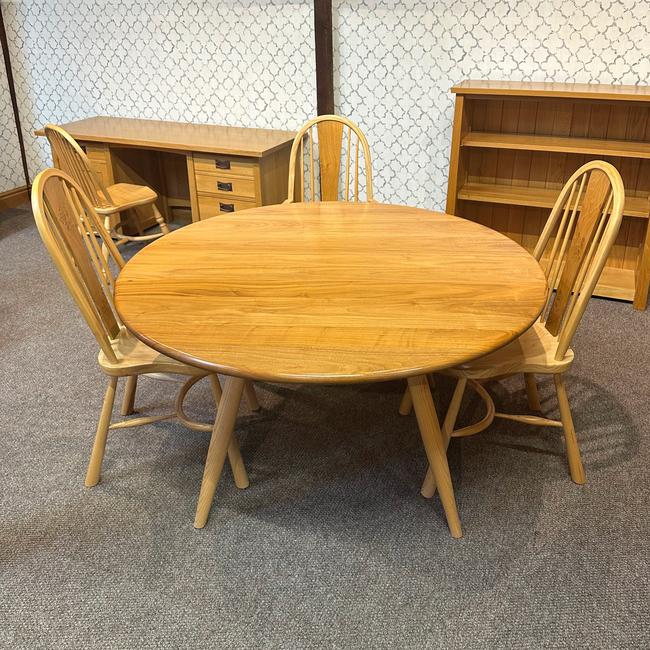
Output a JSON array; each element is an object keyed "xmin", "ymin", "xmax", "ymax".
[
  {"xmin": 32, "ymin": 168, "xmax": 126, "ymax": 362},
  {"xmin": 287, "ymin": 115, "xmax": 373, "ymax": 203},
  {"xmin": 44, "ymin": 124, "xmax": 114, "ymax": 209},
  {"xmin": 533, "ymin": 160, "xmax": 625, "ymax": 360}
]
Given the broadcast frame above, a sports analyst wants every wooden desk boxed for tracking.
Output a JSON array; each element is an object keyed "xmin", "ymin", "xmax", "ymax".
[
  {"xmin": 36, "ymin": 116, "xmax": 297, "ymax": 226},
  {"xmin": 114, "ymin": 201, "xmax": 548, "ymax": 536}
]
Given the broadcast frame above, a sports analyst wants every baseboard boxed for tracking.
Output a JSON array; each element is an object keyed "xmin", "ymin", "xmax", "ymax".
[{"xmin": 0, "ymin": 184, "xmax": 29, "ymax": 211}]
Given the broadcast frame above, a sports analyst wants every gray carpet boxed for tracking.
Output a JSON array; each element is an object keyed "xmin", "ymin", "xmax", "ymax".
[{"xmin": 1, "ymin": 203, "xmax": 648, "ymax": 650}]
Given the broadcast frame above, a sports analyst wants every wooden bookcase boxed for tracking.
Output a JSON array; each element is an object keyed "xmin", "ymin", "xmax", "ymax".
[{"xmin": 446, "ymin": 80, "xmax": 650, "ymax": 310}]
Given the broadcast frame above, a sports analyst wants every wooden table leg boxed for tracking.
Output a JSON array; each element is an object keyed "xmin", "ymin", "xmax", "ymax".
[
  {"xmin": 408, "ymin": 374, "xmax": 463, "ymax": 538},
  {"xmin": 194, "ymin": 376, "xmax": 245, "ymax": 529},
  {"xmin": 209, "ymin": 375, "xmax": 249, "ymax": 490},
  {"xmin": 421, "ymin": 377, "xmax": 467, "ymax": 499}
]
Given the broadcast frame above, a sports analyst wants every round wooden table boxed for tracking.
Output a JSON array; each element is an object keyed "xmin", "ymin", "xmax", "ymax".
[{"xmin": 115, "ymin": 202, "xmax": 548, "ymax": 536}]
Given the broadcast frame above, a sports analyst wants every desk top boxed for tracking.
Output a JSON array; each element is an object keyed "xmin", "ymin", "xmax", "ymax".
[
  {"xmin": 36, "ymin": 116, "xmax": 296, "ymax": 157},
  {"xmin": 115, "ymin": 202, "xmax": 548, "ymax": 384},
  {"xmin": 452, "ymin": 80, "xmax": 650, "ymax": 102}
]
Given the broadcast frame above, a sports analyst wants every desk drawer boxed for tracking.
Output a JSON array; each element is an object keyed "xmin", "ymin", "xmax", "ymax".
[
  {"xmin": 195, "ymin": 172, "xmax": 257, "ymax": 199},
  {"xmin": 193, "ymin": 153, "xmax": 257, "ymax": 178},
  {"xmin": 198, "ymin": 194, "xmax": 257, "ymax": 219}
]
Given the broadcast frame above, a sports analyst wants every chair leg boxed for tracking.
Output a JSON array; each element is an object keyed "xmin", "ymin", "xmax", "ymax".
[
  {"xmin": 421, "ymin": 377, "xmax": 467, "ymax": 498},
  {"xmin": 121, "ymin": 375, "xmax": 138, "ymax": 416},
  {"xmin": 524, "ymin": 373, "xmax": 542, "ymax": 412},
  {"xmin": 195, "ymin": 376, "xmax": 245, "ymax": 528},
  {"xmin": 209, "ymin": 375, "xmax": 249, "ymax": 490},
  {"xmin": 243, "ymin": 380, "xmax": 260, "ymax": 411},
  {"xmin": 408, "ymin": 374, "xmax": 463, "ymax": 538},
  {"xmin": 399, "ymin": 385, "xmax": 413, "ymax": 415},
  {"xmin": 85, "ymin": 376, "xmax": 118, "ymax": 487},
  {"xmin": 554, "ymin": 374, "xmax": 586, "ymax": 485},
  {"xmin": 101, "ymin": 216, "xmax": 112, "ymax": 260},
  {"xmin": 152, "ymin": 203, "xmax": 170, "ymax": 235}
]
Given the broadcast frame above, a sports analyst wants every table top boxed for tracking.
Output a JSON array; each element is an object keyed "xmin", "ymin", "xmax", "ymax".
[
  {"xmin": 115, "ymin": 202, "xmax": 548, "ymax": 384},
  {"xmin": 452, "ymin": 80, "xmax": 650, "ymax": 102},
  {"xmin": 35, "ymin": 116, "xmax": 296, "ymax": 157}
]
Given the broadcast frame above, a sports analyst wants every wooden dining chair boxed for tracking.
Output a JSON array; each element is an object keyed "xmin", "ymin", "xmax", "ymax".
[
  {"xmin": 31, "ymin": 168, "xmax": 258, "ymax": 494},
  {"xmin": 287, "ymin": 115, "xmax": 374, "ymax": 202},
  {"xmin": 400, "ymin": 160, "xmax": 625, "ymax": 494},
  {"xmin": 44, "ymin": 124, "xmax": 170, "ymax": 248}
]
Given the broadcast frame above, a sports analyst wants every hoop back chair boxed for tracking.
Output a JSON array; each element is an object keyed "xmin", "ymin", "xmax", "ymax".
[
  {"xmin": 31, "ymin": 168, "xmax": 257, "ymax": 502},
  {"xmin": 44, "ymin": 124, "xmax": 170, "ymax": 247},
  {"xmin": 400, "ymin": 160, "xmax": 625, "ymax": 496},
  {"xmin": 287, "ymin": 115, "xmax": 374, "ymax": 203}
]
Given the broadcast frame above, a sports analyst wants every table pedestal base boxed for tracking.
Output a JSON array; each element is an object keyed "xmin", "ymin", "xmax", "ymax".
[{"xmin": 194, "ymin": 374, "xmax": 464, "ymax": 538}]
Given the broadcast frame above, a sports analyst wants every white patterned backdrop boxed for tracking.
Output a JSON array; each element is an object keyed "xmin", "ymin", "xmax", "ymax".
[
  {"xmin": 0, "ymin": 43, "xmax": 25, "ymax": 193},
  {"xmin": 333, "ymin": 0, "xmax": 650, "ymax": 209},
  {"xmin": 1, "ymin": 0, "xmax": 315, "ymax": 181},
  {"xmin": 0, "ymin": 1, "xmax": 649, "ymax": 204}
]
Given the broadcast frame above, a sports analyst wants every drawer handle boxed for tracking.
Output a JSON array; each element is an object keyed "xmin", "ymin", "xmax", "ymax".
[
  {"xmin": 219, "ymin": 202, "xmax": 235, "ymax": 213},
  {"xmin": 217, "ymin": 181, "xmax": 233, "ymax": 192},
  {"xmin": 215, "ymin": 159, "xmax": 231, "ymax": 170}
]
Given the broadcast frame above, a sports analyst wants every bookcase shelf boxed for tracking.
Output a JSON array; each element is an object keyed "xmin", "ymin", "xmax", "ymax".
[
  {"xmin": 457, "ymin": 182, "xmax": 649, "ymax": 218},
  {"xmin": 446, "ymin": 81, "xmax": 650, "ymax": 310},
  {"xmin": 461, "ymin": 132, "xmax": 650, "ymax": 159}
]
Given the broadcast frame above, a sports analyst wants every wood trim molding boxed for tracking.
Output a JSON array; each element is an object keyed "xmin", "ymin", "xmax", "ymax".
[
  {"xmin": 0, "ymin": 4, "xmax": 30, "ymax": 186},
  {"xmin": 0, "ymin": 185, "xmax": 29, "ymax": 211}
]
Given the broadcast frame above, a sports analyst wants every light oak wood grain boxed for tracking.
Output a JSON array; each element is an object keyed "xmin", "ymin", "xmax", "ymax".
[
  {"xmin": 449, "ymin": 81, "xmax": 650, "ymax": 309},
  {"xmin": 31, "ymin": 168, "xmax": 252, "ymax": 497},
  {"xmin": 114, "ymin": 199, "xmax": 551, "ymax": 535},
  {"xmin": 457, "ymin": 182, "xmax": 648, "ymax": 218},
  {"xmin": 114, "ymin": 201, "xmax": 548, "ymax": 384},
  {"xmin": 37, "ymin": 116, "xmax": 295, "ymax": 157},
  {"xmin": 287, "ymin": 115, "xmax": 374, "ymax": 203},
  {"xmin": 45, "ymin": 124, "xmax": 170, "ymax": 246},
  {"xmin": 463, "ymin": 131, "xmax": 650, "ymax": 159},
  {"xmin": 453, "ymin": 80, "xmax": 650, "ymax": 102},
  {"xmin": 411, "ymin": 160, "xmax": 624, "ymax": 493},
  {"xmin": 634, "ymin": 198, "xmax": 650, "ymax": 309},
  {"xmin": 39, "ymin": 118, "xmax": 295, "ymax": 225}
]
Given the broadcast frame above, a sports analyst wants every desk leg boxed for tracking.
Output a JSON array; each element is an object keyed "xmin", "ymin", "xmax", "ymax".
[
  {"xmin": 155, "ymin": 151, "xmax": 171, "ymax": 223},
  {"xmin": 408, "ymin": 374, "xmax": 463, "ymax": 538},
  {"xmin": 186, "ymin": 153, "xmax": 200, "ymax": 223},
  {"xmin": 194, "ymin": 376, "xmax": 245, "ymax": 529},
  {"xmin": 633, "ymin": 215, "xmax": 650, "ymax": 310}
]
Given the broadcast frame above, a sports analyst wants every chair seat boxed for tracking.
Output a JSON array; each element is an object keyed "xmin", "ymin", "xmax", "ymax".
[
  {"xmin": 95, "ymin": 183, "xmax": 157, "ymax": 214},
  {"xmin": 445, "ymin": 321, "xmax": 574, "ymax": 379},
  {"xmin": 98, "ymin": 327, "xmax": 203, "ymax": 377}
]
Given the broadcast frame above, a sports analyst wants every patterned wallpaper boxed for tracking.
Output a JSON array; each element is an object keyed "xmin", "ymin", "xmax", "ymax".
[
  {"xmin": 2, "ymin": 0, "xmax": 316, "ymax": 180},
  {"xmin": 0, "ymin": 44, "xmax": 25, "ymax": 193},
  {"xmin": 333, "ymin": 0, "xmax": 650, "ymax": 209},
  {"xmin": 1, "ymin": 1, "xmax": 649, "ymax": 205}
]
